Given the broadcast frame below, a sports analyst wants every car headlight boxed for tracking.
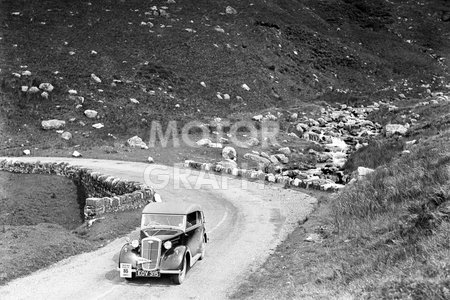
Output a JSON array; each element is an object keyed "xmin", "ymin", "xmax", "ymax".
[
  {"xmin": 131, "ymin": 240, "xmax": 139, "ymax": 248},
  {"xmin": 163, "ymin": 241, "xmax": 172, "ymax": 250}
]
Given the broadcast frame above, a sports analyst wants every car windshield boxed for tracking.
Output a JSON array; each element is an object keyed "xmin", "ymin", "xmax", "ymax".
[{"xmin": 141, "ymin": 214, "xmax": 185, "ymax": 230}]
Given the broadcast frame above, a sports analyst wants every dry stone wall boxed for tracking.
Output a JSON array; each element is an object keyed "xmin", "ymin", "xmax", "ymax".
[
  {"xmin": 0, "ymin": 159, "xmax": 155, "ymax": 220},
  {"xmin": 184, "ymin": 160, "xmax": 344, "ymax": 192}
]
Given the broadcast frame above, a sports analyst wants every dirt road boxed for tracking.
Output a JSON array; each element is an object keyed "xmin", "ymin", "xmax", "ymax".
[{"xmin": 0, "ymin": 157, "xmax": 316, "ymax": 300}]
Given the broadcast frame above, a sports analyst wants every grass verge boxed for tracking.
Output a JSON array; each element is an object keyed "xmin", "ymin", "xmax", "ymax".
[{"xmin": 232, "ymin": 130, "xmax": 450, "ymax": 299}]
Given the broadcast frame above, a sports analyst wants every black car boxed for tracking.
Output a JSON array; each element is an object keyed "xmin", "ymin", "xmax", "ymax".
[{"xmin": 118, "ymin": 202, "xmax": 208, "ymax": 284}]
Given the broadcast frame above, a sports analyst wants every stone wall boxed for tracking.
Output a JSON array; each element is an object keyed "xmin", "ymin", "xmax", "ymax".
[
  {"xmin": 0, "ymin": 159, "xmax": 156, "ymax": 220},
  {"xmin": 184, "ymin": 160, "xmax": 344, "ymax": 192}
]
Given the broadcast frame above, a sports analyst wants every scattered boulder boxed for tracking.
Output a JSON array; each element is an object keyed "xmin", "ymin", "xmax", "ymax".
[
  {"xmin": 252, "ymin": 115, "xmax": 263, "ymax": 122},
  {"xmin": 61, "ymin": 132, "xmax": 72, "ymax": 140},
  {"xmin": 304, "ymin": 233, "xmax": 323, "ymax": 243},
  {"xmin": 243, "ymin": 153, "xmax": 271, "ymax": 165},
  {"xmin": 90, "ymin": 73, "xmax": 101, "ymax": 83},
  {"xmin": 28, "ymin": 86, "xmax": 40, "ymax": 94},
  {"xmin": 208, "ymin": 142, "xmax": 223, "ymax": 148},
  {"xmin": 196, "ymin": 138, "xmax": 212, "ymax": 146},
  {"xmin": 226, "ymin": 6, "xmax": 237, "ymax": 14},
  {"xmin": 39, "ymin": 83, "xmax": 54, "ymax": 92},
  {"xmin": 41, "ymin": 119, "xmax": 65, "ymax": 130},
  {"xmin": 147, "ymin": 156, "xmax": 154, "ymax": 163},
  {"xmin": 72, "ymin": 151, "xmax": 82, "ymax": 157},
  {"xmin": 296, "ymin": 123, "xmax": 308, "ymax": 132},
  {"xmin": 278, "ymin": 147, "xmax": 291, "ymax": 155},
  {"xmin": 385, "ymin": 124, "xmax": 408, "ymax": 137},
  {"xmin": 222, "ymin": 146, "xmax": 237, "ymax": 161},
  {"xmin": 356, "ymin": 166, "xmax": 375, "ymax": 178},
  {"xmin": 275, "ymin": 154, "xmax": 289, "ymax": 164},
  {"xmin": 23, "ymin": 149, "xmax": 31, "ymax": 156},
  {"xmin": 269, "ymin": 155, "xmax": 280, "ymax": 164},
  {"xmin": 126, "ymin": 136, "xmax": 148, "ymax": 149},
  {"xmin": 92, "ymin": 123, "xmax": 104, "ymax": 129},
  {"xmin": 84, "ymin": 109, "xmax": 98, "ymax": 119}
]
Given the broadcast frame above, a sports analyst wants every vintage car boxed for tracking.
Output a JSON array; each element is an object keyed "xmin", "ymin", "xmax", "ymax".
[{"xmin": 118, "ymin": 202, "xmax": 207, "ymax": 284}]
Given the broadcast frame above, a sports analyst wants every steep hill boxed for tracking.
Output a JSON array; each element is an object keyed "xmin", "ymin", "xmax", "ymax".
[{"xmin": 0, "ymin": 0, "xmax": 449, "ymax": 150}]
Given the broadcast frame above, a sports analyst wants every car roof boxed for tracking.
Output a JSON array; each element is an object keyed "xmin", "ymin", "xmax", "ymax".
[{"xmin": 142, "ymin": 202, "xmax": 202, "ymax": 215}]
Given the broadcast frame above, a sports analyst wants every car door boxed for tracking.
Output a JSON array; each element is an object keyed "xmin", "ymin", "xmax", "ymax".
[{"xmin": 185, "ymin": 211, "xmax": 203, "ymax": 257}]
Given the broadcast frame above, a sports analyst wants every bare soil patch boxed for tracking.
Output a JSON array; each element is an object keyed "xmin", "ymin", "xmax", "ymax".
[
  {"xmin": 0, "ymin": 171, "xmax": 83, "ymax": 230},
  {"xmin": 0, "ymin": 171, "xmax": 142, "ymax": 285}
]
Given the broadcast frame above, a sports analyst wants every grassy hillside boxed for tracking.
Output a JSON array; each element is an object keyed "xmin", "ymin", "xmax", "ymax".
[
  {"xmin": 0, "ymin": 0, "xmax": 449, "ymax": 151},
  {"xmin": 1, "ymin": 1, "xmax": 450, "ymax": 298},
  {"xmin": 333, "ymin": 130, "xmax": 450, "ymax": 298}
]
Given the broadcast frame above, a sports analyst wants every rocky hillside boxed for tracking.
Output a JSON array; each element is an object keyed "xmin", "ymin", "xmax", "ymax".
[{"xmin": 0, "ymin": 0, "xmax": 449, "ymax": 151}]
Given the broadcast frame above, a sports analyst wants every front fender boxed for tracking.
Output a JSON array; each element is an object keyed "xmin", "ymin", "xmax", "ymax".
[
  {"xmin": 118, "ymin": 244, "xmax": 140, "ymax": 268},
  {"xmin": 160, "ymin": 245, "xmax": 187, "ymax": 270}
]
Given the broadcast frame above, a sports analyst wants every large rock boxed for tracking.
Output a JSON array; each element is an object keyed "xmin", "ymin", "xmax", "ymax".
[
  {"xmin": 84, "ymin": 109, "xmax": 98, "ymax": 119},
  {"xmin": 269, "ymin": 155, "xmax": 280, "ymax": 164},
  {"xmin": 278, "ymin": 147, "xmax": 291, "ymax": 155},
  {"xmin": 226, "ymin": 6, "xmax": 237, "ymax": 14},
  {"xmin": 126, "ymin": 136, "xmax": 148, "ymax": 149},
  {"xmin": 41, "ymin": 119, "xmax": 65, "ymax": 130},
  {"xmin": 243, "ymin": 153, "xmax": 270, "ymax": 165},
  {"xmin": 196, "ymin": 138, "xmax": 212, "ymax": 146},
  {"xmin": 275, "ymin": 154, "xmax": 289, "ymax": 164},
  {"xmin": 356, "ymin": 166, "xmax": 375, "ymax": 178},
  {"xmin": 222, "ymin": 146, "xmax": 237, "ymax": 161},
  {"xmin": 385, "ymin": 124, "xmax": 408, "ymax": 137},
  {"xmin": 61, "ymin": 132, "xmax": 72, "ymax": 140},
  {"xmin": 39, "ymin": 83, "xmax": 54, "ymax": 92}
]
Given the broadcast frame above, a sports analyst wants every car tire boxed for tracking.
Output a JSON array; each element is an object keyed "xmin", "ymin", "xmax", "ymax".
[
  {"xmin": 172, "ymin": 257, "xmax": 186, "ymax": 285},
  {"xmin": 199, "ymin": 240, "xmax": 206, "ymax": 260}
]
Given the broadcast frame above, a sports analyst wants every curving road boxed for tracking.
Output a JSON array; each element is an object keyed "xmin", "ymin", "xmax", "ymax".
[{"xmin": 0, "ymin": 157, "xmax": 316, "ymax": 300}]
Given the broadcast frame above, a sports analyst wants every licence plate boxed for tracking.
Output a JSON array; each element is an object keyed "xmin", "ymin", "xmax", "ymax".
[
  {"xmin": 119, "ymin": 263, "xmax": 132, "ymax": 278},
  {"xmin": 136, "ymin": 270, "xmax": 160, "ymax": 277}
]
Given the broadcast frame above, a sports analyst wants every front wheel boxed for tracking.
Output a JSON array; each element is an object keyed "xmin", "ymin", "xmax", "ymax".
[{"xmin": 172, "ymin": 258, "xmax": 186, "ymax": 285}]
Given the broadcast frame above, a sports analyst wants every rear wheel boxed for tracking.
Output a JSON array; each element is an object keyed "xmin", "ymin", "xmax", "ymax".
[{"xmin": 172, "ymin": 257, "xmax": 187, "ymax": 285}]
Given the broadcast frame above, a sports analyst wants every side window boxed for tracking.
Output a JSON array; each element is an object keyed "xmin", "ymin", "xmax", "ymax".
[{"xmin": 186, "ymin": 212, "xmax": 199, "ymax": 228}]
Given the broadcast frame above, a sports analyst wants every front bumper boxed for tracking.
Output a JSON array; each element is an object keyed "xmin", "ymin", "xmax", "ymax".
[{"xmin": 117, "ymin": 266, "xmax": 181, "ymax": 276}]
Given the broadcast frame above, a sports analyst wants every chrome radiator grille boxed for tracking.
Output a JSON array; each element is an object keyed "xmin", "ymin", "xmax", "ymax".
[{"xmin": 141, "ymin": 238, "xmax": 161, "ymax": 270}]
